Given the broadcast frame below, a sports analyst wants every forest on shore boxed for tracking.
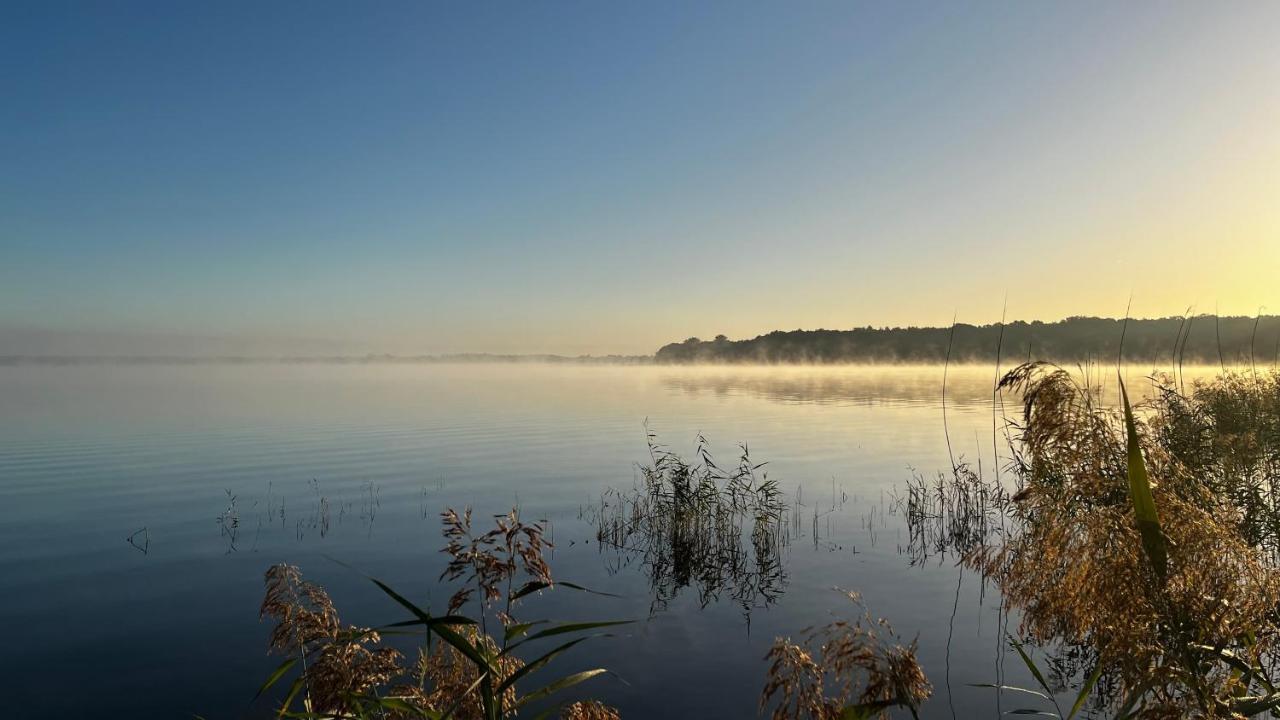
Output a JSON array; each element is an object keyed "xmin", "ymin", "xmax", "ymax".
[{"xmin": 655, "ymin": 315, "xmax": 1280, "ymax": 365}]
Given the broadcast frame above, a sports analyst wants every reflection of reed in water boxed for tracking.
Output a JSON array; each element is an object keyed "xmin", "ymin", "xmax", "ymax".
[
  {"xmin": 212, "ymin": 478, "xmax": 379, "ymax": 550},
  {"xmin": 585, "ymin": 429, "xmax": 789, "ymax": 617},
  {"xmin": 893, "ymin": 463, "xmax": 1010, "ymax": 565}
]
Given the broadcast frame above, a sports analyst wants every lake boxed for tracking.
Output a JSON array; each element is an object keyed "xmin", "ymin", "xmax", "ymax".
[{"xmin": 0, "ymin": 362, "xmax": 1196, "ymax": 718}]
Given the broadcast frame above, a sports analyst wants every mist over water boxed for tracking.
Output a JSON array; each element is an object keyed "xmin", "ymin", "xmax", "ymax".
[{"xmin": 0, "ymin": 362, "xmax": 1231, "ymax": 717}]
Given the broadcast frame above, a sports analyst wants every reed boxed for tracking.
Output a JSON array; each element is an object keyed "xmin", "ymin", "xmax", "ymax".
[
  {"xmin": 760, "ymin": 591, "xmax": 932, "ymax": 720},
  {"xmin": 895, "ymin": 462, "xmax": 1009, "ymax": 565},
  {"xmin": 255, "ymin": 506, "xmax": 626, "ymax": 720},
  {"xmin": 586, "ymin": 429, "xmax": 788, "ymax": 615},
  {"xmin": 969, "ymin": 362, "xmax": 1280, "ymax": 718}
]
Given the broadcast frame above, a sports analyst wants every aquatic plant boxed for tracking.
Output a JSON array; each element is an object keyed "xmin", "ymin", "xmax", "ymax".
[
  {"xmin": 1151, "ymin": 370, "xmax": 1280, "ymax": 561},
  {"xmin": 970, "ymin": 362, "xmax": 1280, "ymax": 717},
  {"xmin": 247, "ymin": 362, "xmax": 1280, "ymax": 718},
  {"xmin": 259, "ymin": 564, "xmax": 404, "ymax": 715},
  {"xmin": 895, "ymin": 461, "xmax": 1009, "ymax": 565},
  {"xmin": 588, "ymin": 429, "xmax": 788, "ymax": 615},
  {"xmin": 255, "ymin": 506, "xmax": 626, "ymax": 719},
  {"xmin": 760, "ymin": 591, "xmax": 932, "ymax": 720}
]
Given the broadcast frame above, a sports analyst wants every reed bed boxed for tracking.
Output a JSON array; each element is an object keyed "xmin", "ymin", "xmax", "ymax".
[{"xmin": 967, "ymin": 363, "xmax": 1280, "ymax": 718}]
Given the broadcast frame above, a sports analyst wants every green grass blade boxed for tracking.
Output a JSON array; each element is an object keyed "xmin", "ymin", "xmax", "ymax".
[
  {"xmin": 1009, "ymin": 638, "xmax": 1053, "ymax": 697},
  {"xmin": 510, "ymin": 580, "xmax": 622, "ymax": 601},
  {"xmin": 503, "ymin": 620, "xmax": 632, "ymax": 655},
  {"xmin": 503, "ymin": 620, "xmax": 548, "ymax": 643},
  {"xmin": 374, "ymin": 696, "xmax": 442, "ymax": 719},
  {"xmin": 383, "ymin": 615, "xmax": 476, "ymax": 629},
  {"xmin": 1119, "ymin": 376, "xmax": 1168, "ymax": 583},
  {"xmin": 1066, "ymin": 663, "xmax": 1102, "ymax": 719},
  {"xmin": 277, "ymin": 675, "xmax": 306, "ymax": 720},
  {"xmin": 1009, "ymin": 636, "xmax": 1062, "ymax": 717},
  {"xmin": 254, "ymin": 657, "xmax": 298, "ymax": 702},
  {"xmin": 968, "ymin": 683, "xmax": 1051, "ymax": 701},
  {"xmin": 509, "ymin": 581, "xmax": 552, "ymax": 601},
  {"xmin": 555, "ymin": 580, "xmax": 622, "ymax": 598},
  {"xmin": 1191, "ymin": 643, "xmax": 1274, "ymax": 691},
  {"xmin": 1230, "ymin": 691, "xmax": 1280, "ymax": 716},
  {"xmin": 509, "ymin": 669, "xmax": 610, "ymax": 711},
  {"xmin": 496, "ymin": 636, "xmax": 593, "ymax": 694},
  {"xmin": 367, "ymin": 577, "xmax": 492, "ymax": 670}
]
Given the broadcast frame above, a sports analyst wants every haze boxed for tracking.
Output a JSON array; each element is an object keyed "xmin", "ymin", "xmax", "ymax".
[{"xmin": 3, "ymin": 2, "xmax": 1277, "ymax": 356}]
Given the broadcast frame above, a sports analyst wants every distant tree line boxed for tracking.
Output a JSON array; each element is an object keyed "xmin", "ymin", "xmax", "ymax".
[{"xmin": 654, "ymin": 316, "xmax": 1280, "ymax": 366}]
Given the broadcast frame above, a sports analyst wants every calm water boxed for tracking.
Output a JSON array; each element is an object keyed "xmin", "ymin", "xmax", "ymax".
[{"xmin": 0, "ymin": 363, "xmax": 1190, "ymax": 718}]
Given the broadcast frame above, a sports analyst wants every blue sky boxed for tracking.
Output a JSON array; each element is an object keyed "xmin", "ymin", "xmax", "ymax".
[{"xmin": 3, "ymin": 2, "xmax": 1277, "ymax": 355}]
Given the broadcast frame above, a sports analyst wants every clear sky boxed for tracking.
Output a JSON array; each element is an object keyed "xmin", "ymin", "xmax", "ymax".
[{"xmin": 2, "ymin": 1, "xmax": 1277, "ymax": 356}]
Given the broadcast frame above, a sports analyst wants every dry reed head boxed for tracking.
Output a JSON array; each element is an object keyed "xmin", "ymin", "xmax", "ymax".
[
  {"xmin": 308, "ymin": 629, "xmax": 402, "ymax": 713},
  {"xmin": 260, "ymin": 563, "xmax": 403, "ymax": 715},
  {"xmin": 762, "ymin": 639, "xmax": 830, "ymax": 720},
  {"xmin": 761, "ymin": 592, "xmax": 931, "ymax": 720},
  {"xmin": 441, "ymin": 506, "xmax": 553, "ymax": 620},
  {"xmin": 261, "ymin": 563, "xmax": 340, "ymax": 653},
  {"xmin": 390, "ymin": 624, "xmax": 524, "ymax": 719},
  {"xmin": 560, "ymin": 700, "xmax": 622, "ymax": 719}
]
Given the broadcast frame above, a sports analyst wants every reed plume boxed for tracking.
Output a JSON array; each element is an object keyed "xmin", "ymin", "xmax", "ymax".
[
  {"xmin": 761, "ymin": 591, "xmax": 931, "ymax": 720},
  {"xmin": 260, "ymin": 564, "xmax": 402, "ymax": 715}
]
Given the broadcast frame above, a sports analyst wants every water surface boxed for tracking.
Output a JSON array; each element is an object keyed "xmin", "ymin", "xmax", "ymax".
[{"xmin": 0, "ymin": 362, "xmax": 1198, "ymax": 718}]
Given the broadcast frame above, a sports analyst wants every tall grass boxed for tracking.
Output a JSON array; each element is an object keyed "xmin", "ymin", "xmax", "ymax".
[
  {"xmin": 895, "ymin": 462, "xmax": 1008, "ymax": 565},
  {"xmin": 255, "ymin": 507, "xmax": 627, "ymax": 720},
  {"xmin": 586, "ymin": 429, "xmax": 788, "ymax": 616},
  {"xmin": 1152, "ymin": 370, "xmax": 1280, "ymax": 561},
  {"xmin": 969, "ymin": 363, "xmax": 1280, "ymax": 718}
]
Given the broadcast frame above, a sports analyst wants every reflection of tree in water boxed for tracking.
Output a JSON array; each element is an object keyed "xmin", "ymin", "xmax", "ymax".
[
  {"xmin": 585, "ymin": 430, "xmax": 789, "ymax": 618},
  {"xmin": 660, "ymin": 367, "xmax": 999, "ymax": 408}
]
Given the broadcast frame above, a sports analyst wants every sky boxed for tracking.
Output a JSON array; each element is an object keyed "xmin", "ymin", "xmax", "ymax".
[{"xmin": 2, "ymin": 1, "xmax": 1278, "ymax": 356}]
